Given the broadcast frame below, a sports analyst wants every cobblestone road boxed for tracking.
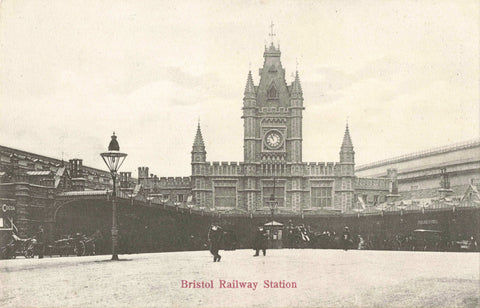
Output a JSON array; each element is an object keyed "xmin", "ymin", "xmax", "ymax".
[{"xmin": 1, "ymin": 249, "xmax": 478, "ymax": 307}]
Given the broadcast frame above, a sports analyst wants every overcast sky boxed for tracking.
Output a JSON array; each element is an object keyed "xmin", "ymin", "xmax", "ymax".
[{"xmin": 1, "ymin": 0, "xmax": 478, "ymax": 177}]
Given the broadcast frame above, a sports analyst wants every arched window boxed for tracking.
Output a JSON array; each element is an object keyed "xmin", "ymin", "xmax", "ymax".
[{"xmin": 268, "ymin": 83, "xmax": 278, "ymax": 98}]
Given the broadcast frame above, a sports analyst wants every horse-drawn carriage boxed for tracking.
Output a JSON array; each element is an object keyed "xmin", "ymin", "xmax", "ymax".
[
  {"xmin": 0, "ymin": 234, "xmax": 36, "ymax": 259},
  {"xmin": 1, "ymin": 230, "xmax": 103, "ymax": 259},
  {"xmin": 44, "ymin": 231, "xmax": 103, "ymax": 257}
]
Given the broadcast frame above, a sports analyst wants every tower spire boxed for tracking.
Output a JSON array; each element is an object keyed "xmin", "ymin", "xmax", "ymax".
[
  {"xmin": 191, "ymin": 121, "xmax": 206, "ymax": 189},
  {"xmin": 291, "ymin": 70, "xmax": 303, "ymax": 96},
  {"xmin": 341, "ymin": 123, "xmax": 353, "ymax": 149},
  {"xmin": 244, "ymin": 70, "xmax": 256, "ymax": 98},
  {"xmin": 193, "ymin": 121, "xmax": 205, "ymax": 148},
  {"xmin": 340, "ymin": 123, "xmax": 355, "ymax": 164}
]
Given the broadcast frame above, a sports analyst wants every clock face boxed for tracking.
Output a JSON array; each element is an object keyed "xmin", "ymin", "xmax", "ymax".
[{"xmin": 265, "ymin": 131, "xmax": 283, "ymax": 149}]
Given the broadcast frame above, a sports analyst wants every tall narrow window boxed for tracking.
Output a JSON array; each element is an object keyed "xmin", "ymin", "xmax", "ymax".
[{"xmin": 268, "ymin": 83, "xmax": 278, "ymax": 98}]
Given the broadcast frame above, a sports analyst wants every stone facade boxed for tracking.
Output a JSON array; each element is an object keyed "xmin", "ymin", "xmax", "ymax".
[
  {"xmin": 135, "ymin": 167, "xmax": 191, "ymax": 204},
  {"xmin": 189, "ymin": 43, "xmax": 390, "ymax": 213},
  {"xmin": 356, "ymin": 139, "xmax": 480, "ymax": 201},
  {"xmin": 0, "ymin": 145, "xmax": 117, "ymax": 191},
  {"xmin": 0, "ymin": 145, "xmax": 124, "ymax": 240}
]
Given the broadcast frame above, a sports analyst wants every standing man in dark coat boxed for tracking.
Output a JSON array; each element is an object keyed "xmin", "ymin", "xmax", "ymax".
[
  {"xmin": 208, "ymin": 224, "xmax": 223, "ymax": 262},
  {"xmin": 253, "ymin": 226, "xmax": 268, "ymax": 256},
  {"xmin": 35, "ymin": 225, "xmax": 46, "ymax": 259},
  {"xmin": 342, "ymin": 226, "xmax": 351, "ymax": 251}
]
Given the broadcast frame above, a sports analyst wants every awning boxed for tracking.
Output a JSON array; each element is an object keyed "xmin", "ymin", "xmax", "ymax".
[
  {"xmin": 264, "ymin": 220, "xmax": 283, "ymax": 226},
  {"xmin": 57, "ymin": 190, "xmax": 108, "ymax": 197}
]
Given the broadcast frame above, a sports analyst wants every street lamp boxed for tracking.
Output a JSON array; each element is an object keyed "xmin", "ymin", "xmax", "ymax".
[
  {"xmin": 101, "ymin": 132, "xmax": 127, "ymax": 260},
  {"xmin": 268, "ymin": 177, "xmax": 278, "ymax": 227},
  {"xmin": 266, "ymin": 177, "xmax": 279, "ymax": 248}
]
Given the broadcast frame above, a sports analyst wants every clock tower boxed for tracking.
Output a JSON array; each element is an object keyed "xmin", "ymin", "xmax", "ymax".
[
  {"xmin": 242, "ymin": 42, "xmax": 304, "ymax": 170},
  {"xmin": 187, "ymin": 32, "xmax": 385, "ymax": 213}
]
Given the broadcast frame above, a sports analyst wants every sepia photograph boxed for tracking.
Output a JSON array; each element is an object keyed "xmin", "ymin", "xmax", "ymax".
[{"xmin": 0, "ymin": 0, "xmax": 479, "ymax": 307}]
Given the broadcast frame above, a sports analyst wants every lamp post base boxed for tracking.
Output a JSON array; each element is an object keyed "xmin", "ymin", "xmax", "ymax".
[{"xmin": 111, "ymin": 254, "xmax": 119, "ymax": 261}]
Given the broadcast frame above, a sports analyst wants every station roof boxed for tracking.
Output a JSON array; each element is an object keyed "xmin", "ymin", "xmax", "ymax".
[{"xmin": 58, "ymin": 190, "xmax": 108, "ymax": 197}]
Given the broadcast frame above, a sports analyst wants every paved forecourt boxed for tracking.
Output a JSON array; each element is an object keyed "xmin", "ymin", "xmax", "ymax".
[{"xmin": 0, "ymin": 249, "xmax": 478, "ymax": 307}]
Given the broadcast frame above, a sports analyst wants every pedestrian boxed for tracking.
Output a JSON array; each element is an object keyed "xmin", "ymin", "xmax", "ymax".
[
  {"xmin": 253, "ymin": 225, "xmax": 267, "ymax": 256},
  {"xmin": 208, "ymin": 224, "xmax": 223, "ymax": 262},
  {"xmin": 35, "ymin": 225, "xmax": 46, "ymax": 259},
  {"xmin": 286, "ymin": 220, "xmax": 295, "ymax": 248},
  {"xmin": 358, "ymin": 235, "xmax": 365, "ymax": 250},
  {"xmin": 341, "ymin": 226, "xmax": 351, "ymax": 251},
  {"xmin": 468, "ymin": 236, "xmax": 478, "ymax": 252}
]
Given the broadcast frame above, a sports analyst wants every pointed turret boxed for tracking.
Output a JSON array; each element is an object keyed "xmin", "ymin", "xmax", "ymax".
[
  {"xmin": 340, "ymin": 124, "xmax": 355, "ymax": 163},
  {"xmin": 191, "ymin": 121, "xmax": 206, "ymax": 173},
  {"xmin": 244, "ymin": 71, "xmax": 256, "ymax": 99},
  {"xmin": 291, "ymin": 71, "xmax": 303, "ymax": 97},
  {"xmin": 191, "ymin": 122, "xmax": 206, "ymax": 161},
  {"xmin": 191, "ymin": 121, "xmax": 207, "ymax": 205},
  {"xmin": 341, "ymin": 124, "xmax": 353, "ymax": 149},
  {"xmin": 193, "ymin": 122, "xmax": 205, "ymax": 148},
  {"xmin": 242, "ymin": 70, "xmax": 257, "ymax": 162}
]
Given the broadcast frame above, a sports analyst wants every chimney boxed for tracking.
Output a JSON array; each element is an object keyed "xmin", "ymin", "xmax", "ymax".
[{"xmin": 78, "ymin": 159, "xmax": 83, "ymax": 177}]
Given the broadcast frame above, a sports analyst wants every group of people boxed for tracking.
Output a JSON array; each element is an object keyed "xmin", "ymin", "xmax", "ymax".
[
  {"xmin": 207, "ymin": 224, "xmax": 268, "ymax": 262},
  {"xmin": 285, "ymin": 222, "xmax": 311, "ymax": 248},
  {"xmin": 207, "ymin": 224, "xmax": 356, "ymax": 262}
]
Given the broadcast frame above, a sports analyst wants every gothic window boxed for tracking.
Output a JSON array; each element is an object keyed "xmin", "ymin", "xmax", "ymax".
[
  {"xmin": 311, "ymin": 187, "xmax": 332, "ymax": 207},
  {"xmin": 267, "ymin": 83, "xmax": 278, "ymax": 98},
  {"xmin": 214, "ymin": 186, "xmax": 236, "ymax": 207}
]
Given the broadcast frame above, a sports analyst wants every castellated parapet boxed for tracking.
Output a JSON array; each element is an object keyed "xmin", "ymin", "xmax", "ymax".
[
  {"xmin": 197, "ymin": 161, "xmax": 355, "ymax": 177},
  {"xmin": 259, "ymin": 107, "xmax": 289, "ymax": 114},
  {"xmin": 138, "ymin": 167, "xmax": 150, "ymax": 180},
  {"xmin": 305, "ymin": 162, "xmax": 337, "ymax": 176},
  {"xmin": 157, "ymin": 177, "xmax": 191, "ymax": 187},
  {"xmin": 207, "ymin": 161, "xmax": 242, "ymax": 176},
  {"xmin": 183, "ymin": 40, "xmax": 391, "ymax": 212}
]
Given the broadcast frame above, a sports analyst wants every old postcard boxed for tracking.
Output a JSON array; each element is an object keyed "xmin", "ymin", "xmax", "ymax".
[{"xmin": 0, "ymin": 1, "xmax": 479, "ymax": 307}]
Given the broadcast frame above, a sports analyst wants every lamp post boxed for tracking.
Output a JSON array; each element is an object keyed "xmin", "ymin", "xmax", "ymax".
[
  {"xmin": 101, "ymin": 132, "xmax": 127, "ymax": 261},
  {"xmin": 267, "ymin": 177, "xmax": 278, "ymax": 248},
  {"xmin": 268, "ymin": 177, "xmax": 278, "ymax": 227}
]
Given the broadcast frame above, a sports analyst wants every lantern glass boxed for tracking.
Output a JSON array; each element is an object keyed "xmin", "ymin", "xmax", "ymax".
[{"xmin": 101, "ymin": 151, "xmax": 127, "ymax": 173}]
